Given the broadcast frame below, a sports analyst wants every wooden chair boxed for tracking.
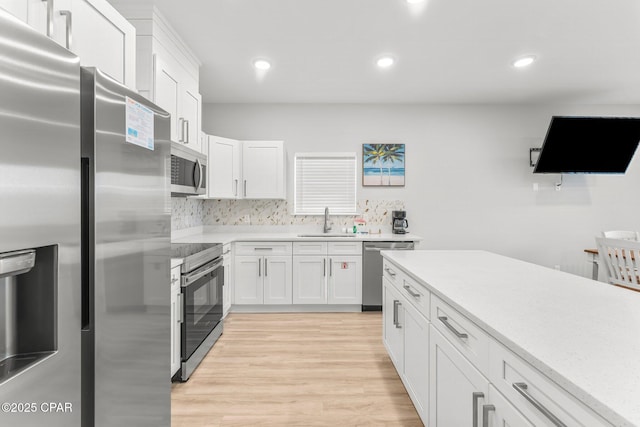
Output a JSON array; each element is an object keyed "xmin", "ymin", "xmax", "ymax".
[
  {"xmin": 595, "ymin": 237, "xmax": 640, "ymax": 292},
  {"xmin": 601, "ymin": 230, "xmax": 639, "ymax": 241}
]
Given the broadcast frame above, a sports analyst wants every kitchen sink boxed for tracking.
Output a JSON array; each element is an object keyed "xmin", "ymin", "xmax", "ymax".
[{"xmin": 297, "ymin": 233, "xmax": 357, "ymax": 238}]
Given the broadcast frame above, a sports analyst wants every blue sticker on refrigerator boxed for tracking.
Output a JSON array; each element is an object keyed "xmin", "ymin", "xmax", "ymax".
[{"xmin": 125, "ymin": 96, "xmax": 154, "ymax": 150}]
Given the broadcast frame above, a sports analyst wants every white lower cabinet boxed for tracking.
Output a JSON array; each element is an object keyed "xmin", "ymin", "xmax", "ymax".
[
  {"xmin": 382, "ymin": 279, "xmax": 404, "ymax": 371},
  {"xmin": 382, "ymin": 277, "xmax": 429, "ymax": 423},
  {"xmin": 402, "ymin": 299, "xmax": 430, "ymax": 419},
  {"xmin": 170, "ymin": 266, "xmax": 181, "ymax": 377},
  {"xmin": 234, "ymin": 242, "xmax": 293, "ymax": 305},
  {"xmin": 382, "ymin": 258, "xmax": 614, "ymax": 427},
  {"xmin": 429, "ymin": 326, "xmax": 488, "ymax": 427},
  {"xmin": 327, "ymin": 256, "xmax": 361, "ymax": 304},
  {"xmin": 292, "ymin": 241, "xmax": 362, "ymax": 306},
  {"xmin": 292, "ymin": 256, "xmax": 327, "ymax": 304},
  {"xmin": 222, "ymin": 244, "xmax": 232, "ymax": 317}
]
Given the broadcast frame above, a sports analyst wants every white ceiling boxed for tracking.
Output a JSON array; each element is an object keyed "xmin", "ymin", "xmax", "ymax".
[{"xmin": 113, "ymin": 0, "xmax": 640, "ymax": 104}]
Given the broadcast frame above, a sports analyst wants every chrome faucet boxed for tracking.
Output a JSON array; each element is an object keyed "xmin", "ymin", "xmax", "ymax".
[{"xmin": 323, "ymin": 206, "xmax": 332, "ymax": 233}]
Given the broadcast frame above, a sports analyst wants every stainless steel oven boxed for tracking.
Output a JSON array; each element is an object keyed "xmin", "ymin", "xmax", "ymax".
[{"xmin": 171, "ymin": 243, "xmax": 223, "ymax": 381}]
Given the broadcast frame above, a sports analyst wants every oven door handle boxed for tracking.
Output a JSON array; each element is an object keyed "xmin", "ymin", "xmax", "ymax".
[{"xmin": 184, "ymin": 259, "xmax": 223, "ymax": 286}]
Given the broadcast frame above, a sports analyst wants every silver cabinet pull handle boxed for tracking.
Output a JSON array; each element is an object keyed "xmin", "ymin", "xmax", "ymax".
[
  {"xmin": 43, "ymin": 0, "xmax": 53, "ymax": 37},
  {"xmin": 438, "ymin": 316, "xmax": 468, "ymax": 339},
  {"xmin": 177, "ymin": 118, "xmax": 183, "ymax": 142},
  {"xmin": 512, "ymin": 383, "xmax": 567, "ymax": 427},
  {"xmin": 323, "ymin": 258, "xmax": 326, "ymax": 277},
  {"xmin": 393, "ymin": 300, "xmax": 402, "ymax": 328},
  {"xmin": 403, "ymin": 285, "xmax": 420, "ymax": 298},
  {"xmin": 329, "ymin": 258, "xmax": 333, "ymax": 277},
  {"xmin": 482, "ymin": 404, "xmax": 495, "ymax": 427},
  {"xmin": 392, "ymin": 300, "xmax": 398, "ymax": 327},
  {"xmin": 264, "ymin": 258, "xmax": 267, "ymax": 277},
  {"xmin": 472, "ymin": 392, "xmax": 484, "ymax": 427},
  {"xmin": 185, "ymin": 119, "xmax": 190, "ymax": 144},
  {"xmin": 59, "ymin": 10, "xmax": 72, "ymax": 49},
  {"xmin": 244, "ymin": 180, "xmax": 247, "ymax": 197},
  {"xmin": 384, "ymin": 267, "xmax": 396, "ymax": 277},
  {"xmin": 234, "ymin": 179, "xmax": 238, "ymax": 196}
]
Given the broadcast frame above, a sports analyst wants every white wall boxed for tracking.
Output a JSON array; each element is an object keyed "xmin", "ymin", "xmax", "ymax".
[{"xmin": 203, "ymin": 103, "xmax": 640, "ymax": 278}]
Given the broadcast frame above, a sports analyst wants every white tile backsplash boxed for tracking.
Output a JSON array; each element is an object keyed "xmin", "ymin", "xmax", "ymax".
[{"xmin": 172, "ymin": 198, "xmax": 404, "ymax": 232}]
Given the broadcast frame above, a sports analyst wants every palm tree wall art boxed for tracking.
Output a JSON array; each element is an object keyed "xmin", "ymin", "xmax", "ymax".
[{"xmin": 363, "ymin": 144, "xmax": 405, "ymax": 186}]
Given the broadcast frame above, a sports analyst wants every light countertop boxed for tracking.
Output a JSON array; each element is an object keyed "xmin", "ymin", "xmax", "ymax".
[
  {"xmin": 172, "ymin": 229, "xmax": 422, "ymax": 245},
  {"xmin": 382, "ymin": 250, "xmax": 640, "ymax": 427}
]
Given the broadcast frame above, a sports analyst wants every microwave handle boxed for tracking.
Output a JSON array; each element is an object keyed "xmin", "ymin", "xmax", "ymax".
[{"xmin": 194, "ymin": 158, "xmax": 203, "ymax": 192}]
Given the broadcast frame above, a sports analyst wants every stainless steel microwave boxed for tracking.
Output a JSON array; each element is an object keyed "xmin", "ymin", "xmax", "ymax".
[{"xmin": 171, "ymin": 142, "xmax": 207, "ymax": 196}]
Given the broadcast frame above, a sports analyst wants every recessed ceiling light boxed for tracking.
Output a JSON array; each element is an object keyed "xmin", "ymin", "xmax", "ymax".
[
  {"xmin": 512, "ymin": 55, "xmax": 536, "ymax": 68},
  {"xmin": 253, "ymin": 59, "xmax": 271, "ymax": 71},
  {"xmin": 377, "ymin": 56, "xmax": 395, "ymax": 68}
]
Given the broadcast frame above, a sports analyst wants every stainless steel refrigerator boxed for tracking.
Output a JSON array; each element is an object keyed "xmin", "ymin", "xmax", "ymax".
[{"xmin": 0, "ymin": 9, "xmax": 171, "ymax": 427}]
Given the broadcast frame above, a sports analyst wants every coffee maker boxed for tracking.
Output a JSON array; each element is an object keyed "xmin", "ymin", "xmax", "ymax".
[{"xmin": 392, "ymin": 210, "xmax": 409, "ymax": 234}]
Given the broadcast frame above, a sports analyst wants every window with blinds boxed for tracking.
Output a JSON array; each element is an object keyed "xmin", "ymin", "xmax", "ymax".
[{"xmin": 294, "ymin": 153, "xmax": 357, "ymax": 215}]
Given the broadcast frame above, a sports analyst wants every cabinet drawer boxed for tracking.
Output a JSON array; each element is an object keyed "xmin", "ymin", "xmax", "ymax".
[
  {"xmin": 293, "ymin": 242, "xmax": 327, "ymax": 255},
  {"xmin": 489, "ymin": 341, "xmax": 612, "ymax": 427},
  {"xmin": 383, "ymin": 259, "xmax": 402, "ymax": 287},
  {"xmin": 328, "ymin": 241, "xmax": 362, "ymax": 255},
  {"xmin": 399, "ymin": 274, "xmax": 430, "ymax": 320},
  {"xmin": 235, "ymin": 242, "xmax": 292, "ymax": 256},
  {"xmin": 431, "ymin": 295, "xmax": 489, "ymax": 374}
]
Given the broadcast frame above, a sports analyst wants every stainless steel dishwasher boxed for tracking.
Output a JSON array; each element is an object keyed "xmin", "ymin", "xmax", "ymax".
[{"xmin": 362, "ymin": 241, "xmax": 415, "ymax": 311}]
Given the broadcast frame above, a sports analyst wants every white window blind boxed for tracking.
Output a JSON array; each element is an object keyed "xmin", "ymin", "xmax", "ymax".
[{"xmin": 294, "ymin": 152, "xmax": 357, "ymax": 215}]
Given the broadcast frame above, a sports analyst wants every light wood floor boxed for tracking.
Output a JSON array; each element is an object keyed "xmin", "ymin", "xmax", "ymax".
[{"xmin": 171, "ymin": 312, "xmax": 423, "ymax": 427}]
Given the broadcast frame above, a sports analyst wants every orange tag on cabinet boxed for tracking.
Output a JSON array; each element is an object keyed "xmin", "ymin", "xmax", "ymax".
[{"xmin": 342, "ymin": 262, "xmax": 348, "ymax": 269}]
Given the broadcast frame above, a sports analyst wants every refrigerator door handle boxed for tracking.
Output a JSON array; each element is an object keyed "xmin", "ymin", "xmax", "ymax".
[{"xmin": 81, "ymin": 157, "xmax": 92, "ymax": 331}]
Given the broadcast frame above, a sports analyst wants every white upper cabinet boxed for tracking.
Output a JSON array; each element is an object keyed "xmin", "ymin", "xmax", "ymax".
[
  {"xmin": 242, "ymin": 141, "xmax": 285, "ymax": 199},
  {"xmin": 153, "ymin": 55, "xmax": 180, "ymax": 141},
  {"xmin": 1, "ymin": 0, "xmax": 136, "ymax": 88},
  {"xmin": 204, "ymin": 137, "xmax": 286, "ymax": 200},
  {"xmin": 109, "ymin": 2, "xmax": 203, "ymax": 151},
  {"xmin": 207, "ymin": 135, "xmax": 241, "ymax": 198}
]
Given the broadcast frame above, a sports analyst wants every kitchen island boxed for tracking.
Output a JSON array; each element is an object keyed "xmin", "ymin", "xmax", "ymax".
[{"xmin": 381, "ymin": 250, "xmax": 640, "ymax": 427}]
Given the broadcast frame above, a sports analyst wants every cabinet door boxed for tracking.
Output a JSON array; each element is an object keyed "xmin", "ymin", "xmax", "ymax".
[
  {"xmin": 403, "ymin": 301, "xmax": 429, "ymax": 421},
  {"xmin": 292, "ymin": 256, "xmax": 326, "ymax": 304},
  {"xmin": 233, "ymin": 256, "xmax": 263, "ymax": 304},
  {"xmin": 153, "ymin": 55, "xmax": 180, "ymax": 142},
  {"xmin": 242, "ymin": 141, "xmax": 285, "ymax": 199},
  {"xmin": 486, "ymin": 385, "xmax": 535, "ymax": 427},
  {"xmin": 207, "ymin": 135, "xmax": 241, "ymax": 198},
  {"xmin": 222, "ymin": 252, "xmax": 231, "ymax": 317},
  {"xmin": 67, "ymin": 0, "xmax": 135, "ymax": 86},
  {"xmin": 0, "ymin": 0, "xmax": 29, "ymax": 22},
  {"xmin": 383, "ymin": 279, "xmax": 404, "ymax": 372},
  {"xmin": 327, "ymin": 256, "xmax": 362, "ymax": 304},
  {"xmin": 263, "ymin": 256, "xmax": 292, "ymax": 304},
  {"xmin": 429, "ymin": 326, "xmax": 489, "ymax": 427},
  {"xmin": 181, "ymin": 87, "xmax": 201, "ymax": 152}
]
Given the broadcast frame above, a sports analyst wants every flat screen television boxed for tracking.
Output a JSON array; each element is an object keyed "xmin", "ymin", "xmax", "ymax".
[{"xmin": 533, "ymin": 116, "xmax": 640, "ymax": 174}]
